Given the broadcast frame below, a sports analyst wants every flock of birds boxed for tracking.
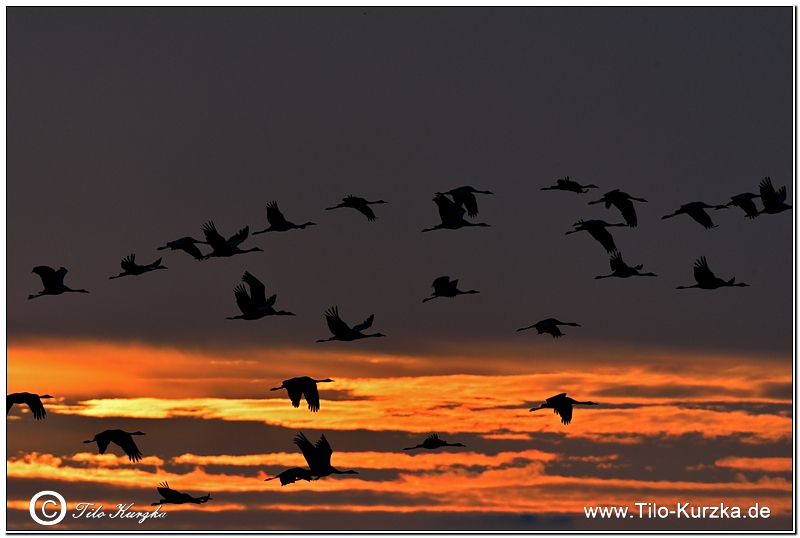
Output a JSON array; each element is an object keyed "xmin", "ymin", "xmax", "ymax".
[{"xmin": 12, "ymin": 176, "xmax": 790, "ymax": 503}]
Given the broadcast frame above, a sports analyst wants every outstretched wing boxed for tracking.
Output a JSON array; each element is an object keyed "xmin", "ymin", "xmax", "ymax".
[
  {"xmin": 32, "ymin": 266, "xmax": 60, "ymax": 289},
  {"xmin": 433, "ymin": 194, "xmax": 460, "ymax": 223},
  {"xmin": 27, "ymin": 396, "xmax": 47, "ymax": 420},
  {"xmin": 431, "ymin": 276, "xmax": 451, "ymax": 294},
  {"xmin": 227, "ymin": 226, "xmax": 249, "ymax": 248},
  {"xmin": 116, "ymin": 435, "xmax": 143, "ymax": 462},
  {"xmin": 608, "ymin": 252, "xmax": 627, "ymax": 272},
  {"xmin": 588, "ymin": 227, "xmax": 618, "ymax": 253},
  {"xmin": 286, "ymin": 384, "xmax": 303, "ymax": 409},
  {"xmin": 157, "ymin": 482, "xmax": 180, "ymax": 501},
  {"xmin": 690, "ymin": 207, "xmax": 716, "ymax": 229},
  {"xmin": 120, "ymin": 254, "xmax": 138, "ymax": 271},
  {"xmin": 692, "ymin": 256, "xmax": 716, "ymax": 285},
  {"xmin": 555, "ymin": 403, "xmax": 573, "ymax": 425},
  {"xmin": 96, "ymin": 436, "xmax": 111, "ymax": 455},
  {"xmin": 759, "ymin": 176, "xmax": 777, "ymax": 202},
  {"xmin": 315, "ymin": 434, "xmax": 334, "ymax": 468},
  {"xmin": 355, "ymin": 204, "xmax": 377, "ymax": 221},
  {"xmin": 352, "ymin": 314, "xmax": 374, "ymax": 333},
  {"xmin": 233, "ymin": 285, "xmax": 253, "ymax": 315},
  {"xmin": 324, "ymin": 307, "xmax": 352, "ymax": 337},
  {"xmin": 242, "ymin": 272, "xmax": 267, "ymax": 307},
  {"xmin": 458, "ymin": 192, "xmax": 480, "ymax": 218},
  {"xmin": 294, "ymin": 432, "xmax": 324, "ymax": 469},
  {"xmin": 615, "ymin": 198, "xmax": 638, "ymax": 227},
  {"xmin": 304, "ymin": 383, "xmax": 321, "ymax": 412},
  {"xmin": 202, "ymin": 222, "xmax": 228, "ymax": 250},
  {"xmin": 266, "ymin": 201, "xmax": 289, "ymax": 227}
]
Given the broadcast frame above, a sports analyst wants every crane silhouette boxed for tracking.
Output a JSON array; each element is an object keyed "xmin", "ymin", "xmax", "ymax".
[
  {"xmin": 316, "ymin": 306, "xmax": 386, "ymax": 342},
  {"xmin": 109, "ymin": 254, "xmax": 167, "ymax": 279},
  {"xmin": 227, "ymin": 272, "xmax": 295, "ymax": 320},
  {"xmin": 541, "ymin": 176, "xmax": 598, "ymax": 194},
  {"xmin": 422, "ymin": 194, "xmax": 491, "ymax": 232},
  {"xmin": 717, "ymin": 193, "xmax": 761, "ymax": 219},
  {"xmin": 588, "ymin": 189, "xmax": 647, "ymax": 227},
  {"xmin": 270, "ymin": 377, "xmax": 334, "ymax": 412},
  {"xmin": 325, "ymin": 195, "xmax": 387, "ymax": 221},
  {"xmin": 758, "ymin": 177, "xmax": 791, "ymax": 215},
  {"xmin": 201, "ymin": 221, "xmax": 263, "ymax": 259},
  {"xmin": 435, "ymin": 186, "xmax": 493, "ymax": 217},
  {"xmin": 517, "ymin": 318, "xmax": 580, "ymax": 338},
  {"xmin": 661, "ymin": 201, "xmax": 726, "ymax": 229},
  {"xmin": 422, "ymin": 276, "xmax": 479, "ymax": 302},
  {"xmin": 565, "ymin": 219, "xmax": 626, "ymax": 253},
  {"xmin": 676, "ymin": 256, "xmax": 749, "ymax": 290},
  {"xmin": 157, "ymin": 237, "xmax": 208, "ymax": 261},
  {"xmin": 28, "ymin": 266, "xmax": 89, "ymax": 299},
  {"xmin": 595, "ymin": 252, "xmax": 657, "ymax": 279},
  {"xmin": 7, "ymin": 392, "xmax": 53, "ymax": 420},
  {"xmin": 264, "ymin": 467, "xmax": 315, "ymax": 486},
  {"xmin": 530, "ymin": 393, "xmax": 598, "ymax": 425},
  {"xmin": 294, "ymin": 432, "xmax": 358, "ymax": 479},
  {"xmin": 253, "ymin": 201, "xmax": 316, "ymax": 233},
  {"xmin": 83, "ymin": 430, "xmax": 146, "ymax": 462},
  {"xmin": 403, "ymin": 433, "xmax": 466, "ymax": 450},
  {"xmin": 151, "ymin": 482, "xmax": 211, "ymax": 505}
]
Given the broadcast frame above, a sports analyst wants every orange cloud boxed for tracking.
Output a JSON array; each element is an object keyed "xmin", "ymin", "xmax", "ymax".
[
  {"xmin": 7, "ymin": 451, "xmax": 792, "ymax": 516},
  {"xmin": 7, "ymin": 339, "xmax": 791, "ymax": 402},
  {"xmin": 714, "ymin": 457, "xmax": 792, "ymax": 473},
  {"xmin": 48, "ymin": 392, "xmax": 791, "ymax": 443}
]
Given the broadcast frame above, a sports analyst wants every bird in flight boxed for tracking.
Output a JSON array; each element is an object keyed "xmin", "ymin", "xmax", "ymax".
[
  {"xmin": 109, "ymin": 254, "xmax": 167, "ymax": 279},
  {"xmin": 530, "ymin": 393, "xmax": 598, "ymax": 425},
  {"xmin": 403, "ymin": 433, "xmax": 466, "ymax": 451},
  {"xmin": 270, "ymin": 377, "xmax": 334, "ymax": 412},
  {"xmin": 83, "ymin": 430, "xmax": 146, "ymax": 462},
  {"xmin": 517, "ymin": 318, "xmax": 581, "ymax": 338},
  {"xmin": 595, "ymin": 252, "xmax": 657, "ymax": 279},
  {"xmin": 227, "ymin": 272, "xmax": 295, "ymax": 320},
  {"xmin": 264, "ymin": 467, "xmax": 315, "ymax": 486},
  {"xmin": 202, "ymin": 221, "xmax": 263, "ymax": 259},
  {"xmin": 28, "ymin": 266, "xmax": 89, "ymax": 299},
  {"xmin": 422, "ymin": 276, "xmax": 479, "ymax": 303},
  {"xmin": 676, "ymin": 256, "xmax": 749, "ymax": 290},
  {"xmin": 717, "ymin": 193, "xmax": 761, "ymax": 219},
  {"xmin": 422, "ymin": 194, "xmax": 491, "ymax": 232},
  {"xmin": 588, "ymin": 189, "xmax": 648, "ymax": 227},
  {"xmin": 294, "ymin": 432, "xmax": 359, "ymax": 479},
  {"xmin": 325, "ymin": 195, "xmax": 387, "ymax": 221},
  {"xmin": 151, "ymin": 482, "xmax": 211, "ymax": 505},
  {"xmin": 662, "ymin": 201, "xmax": 726, "ymax": 229},
  {"xmin": 758, "ymin": 176, "xmax": 791, "ymax": 215},
  {"xmin": 157, "ymin": 237, "xmax": 208, "ymax": 261},
  {"xmin": 316, "ymin": 307, "xmax": 386, "ymax": 342},
  {"xmin": 253, "ymin": 201, "xmax": 316, "ymax": 233},
  {"xmin": 436, "ymin": 186, "xmax": 493, "ymax": 217},
  {"xmin": 565, "ymin": 219, "xmax": 626, "ymax": 253},
  {"xmin": 541, "ymin": 176, "xmax": 598, "ymax": 194},
  {"xmin": 7, "ymin": 392, "xmax": 53, "ymax": 420}
]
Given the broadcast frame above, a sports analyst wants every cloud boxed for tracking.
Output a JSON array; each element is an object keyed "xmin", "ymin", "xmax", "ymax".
[{"xmin": 714, "ymin": 457, "xmax": 792, "ymax": 473}]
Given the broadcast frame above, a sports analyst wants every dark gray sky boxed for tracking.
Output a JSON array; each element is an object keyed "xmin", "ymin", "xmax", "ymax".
[{"xmin": 8, "ymin": 7, "xmax": 793, "ymax": 359}]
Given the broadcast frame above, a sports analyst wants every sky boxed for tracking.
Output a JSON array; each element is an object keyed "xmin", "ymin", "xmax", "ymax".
[{"xmin": 6, "ymin": 6, "xmax": 795, "ymax": 531}]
